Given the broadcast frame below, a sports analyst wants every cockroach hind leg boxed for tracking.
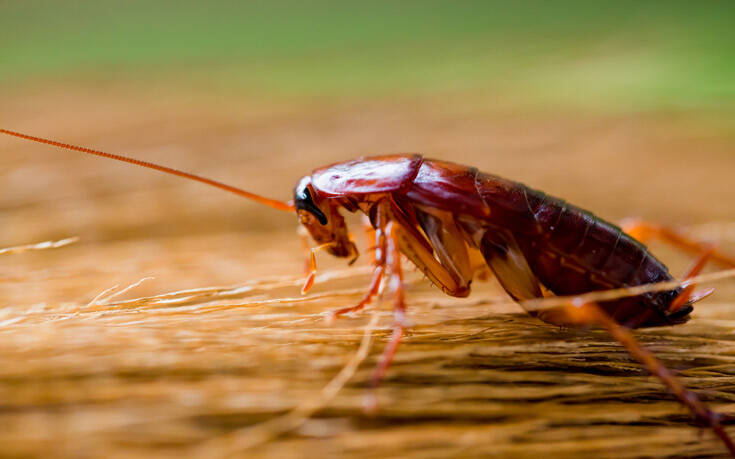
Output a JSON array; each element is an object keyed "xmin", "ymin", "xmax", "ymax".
[
  {"xmin": 621, "ymin": 219, "xmax": 735, "ymax": 269},
  {"xmin": 622, "ymin": 219, "xmax": 729, "ymax": 314},
  {"xmin": 670, "ymin": 247, "xmax": 716, "ymax": 313},
  {"xmin": 620, "ymin": 218, "xmax": 653, "ymax": 242},
  {"xmin": 559, "ymin": 300, "xmax": 735, "ymax": 457}
]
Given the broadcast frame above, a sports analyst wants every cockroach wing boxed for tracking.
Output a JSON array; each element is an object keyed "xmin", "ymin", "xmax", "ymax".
[
  {"xmin": 480, "ymin": 230, "xmax": 543, "ymax": 303},
  {"xmin": 406, "ymin": 160, "xmax": 488, "ymax": 217},
  {"xmin": 310, "ymin": 154, "xmax": 423, "ymax": 197},
  {"xmin": 475, "ymin": 172, "xmax": 542, "ymax": 234}
]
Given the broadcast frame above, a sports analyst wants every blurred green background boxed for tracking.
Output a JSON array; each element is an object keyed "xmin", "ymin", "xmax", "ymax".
[{"xmin": 3, "ymin": 0, "xmax": 735, "ymax": 111}]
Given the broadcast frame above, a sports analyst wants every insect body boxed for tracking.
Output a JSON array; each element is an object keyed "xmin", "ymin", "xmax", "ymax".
[
  {"xmin": 2, "ymin": 130, "xmax": 734, "ymax": 455},
  {"xmin": 297, "ymin": 154, "xmax": 691, "ymax": 329}
]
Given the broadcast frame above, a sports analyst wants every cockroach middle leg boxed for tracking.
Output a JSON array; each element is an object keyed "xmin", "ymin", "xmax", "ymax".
[
  {"xmin": 560, "ymin": 300, "xmax": 735, "ymax": 456},
  {"xmin": 365, "ymin": 221, "xmax": 408, "ymax": 410},
  {"xmin": 325, "ymin": 266, "xmax": 385, "ymax": 323},
  {"xmin": 332, "ymin": 201, "xmax": 473, "ymax": 406}
]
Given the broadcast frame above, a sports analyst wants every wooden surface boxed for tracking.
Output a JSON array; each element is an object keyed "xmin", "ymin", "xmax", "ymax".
[{"xmin": 2, "ymin": 90, "xmax": 735, "ymax": 458}]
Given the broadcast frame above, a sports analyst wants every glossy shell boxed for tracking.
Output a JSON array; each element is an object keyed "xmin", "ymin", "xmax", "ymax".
[
  {"xmin": 311, "ymin": 154, "xmax": 685, "ymax": 328},
  {"xmin": 406, "ymin": 160, "xmax": 488, "ymax": 217},
  {"xmin": 311, "ymin": 154, "xmax": 422, "ymax": 197}
]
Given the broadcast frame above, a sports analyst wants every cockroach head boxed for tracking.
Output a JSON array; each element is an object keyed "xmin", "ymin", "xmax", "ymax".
[
  {"xmin": 294, "ymin": 176, "xmax": 358, "ymax": 262},
  {"xmin": 294, "ymin": 177, "xmax": 327, "ymax": 225}
]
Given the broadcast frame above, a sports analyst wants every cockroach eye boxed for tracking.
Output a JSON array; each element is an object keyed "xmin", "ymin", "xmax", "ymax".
[{"xmin": 294, "ymin": 185, "xmax": 327, "ymax": 225}]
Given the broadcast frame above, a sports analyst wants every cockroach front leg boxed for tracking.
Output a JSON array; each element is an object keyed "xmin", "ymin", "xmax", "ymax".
[
  {"xmin": 558, "ymin": 300, "xmax": 735, "ymax": 457},
  {"xmin": 331, "ymin": 200, "xmax": 473, "ymax": 325},
  {"xmin": 301, "ymin": 241, "xmax": 337, "ymax": 294}
]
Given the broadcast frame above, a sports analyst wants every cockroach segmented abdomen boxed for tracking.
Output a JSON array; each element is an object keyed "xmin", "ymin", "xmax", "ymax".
[{"xmin": 462, "ymin": 170, "xmax": 688, "ymax": 328}]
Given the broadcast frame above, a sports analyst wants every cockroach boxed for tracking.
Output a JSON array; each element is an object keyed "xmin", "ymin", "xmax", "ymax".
[{"xmin": 3, "ymin": 128, "xmax": 735, "ymax": 455}]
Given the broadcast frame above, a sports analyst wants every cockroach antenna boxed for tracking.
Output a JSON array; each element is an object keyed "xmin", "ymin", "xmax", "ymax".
[{"xmin": 0, "ymin": 129, "xmax": 295, "ymax": 213}]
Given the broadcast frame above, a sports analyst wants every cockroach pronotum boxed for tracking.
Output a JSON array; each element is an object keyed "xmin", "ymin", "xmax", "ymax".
[{"xmin": 2, "ymin": 128, "xmax": 735, "ymax": 455}]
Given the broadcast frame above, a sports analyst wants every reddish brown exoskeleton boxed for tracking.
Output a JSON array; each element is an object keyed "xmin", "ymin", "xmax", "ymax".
[{"xmin": 3, "ymin": 129, "xmax": 735, "ymax": 455}]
